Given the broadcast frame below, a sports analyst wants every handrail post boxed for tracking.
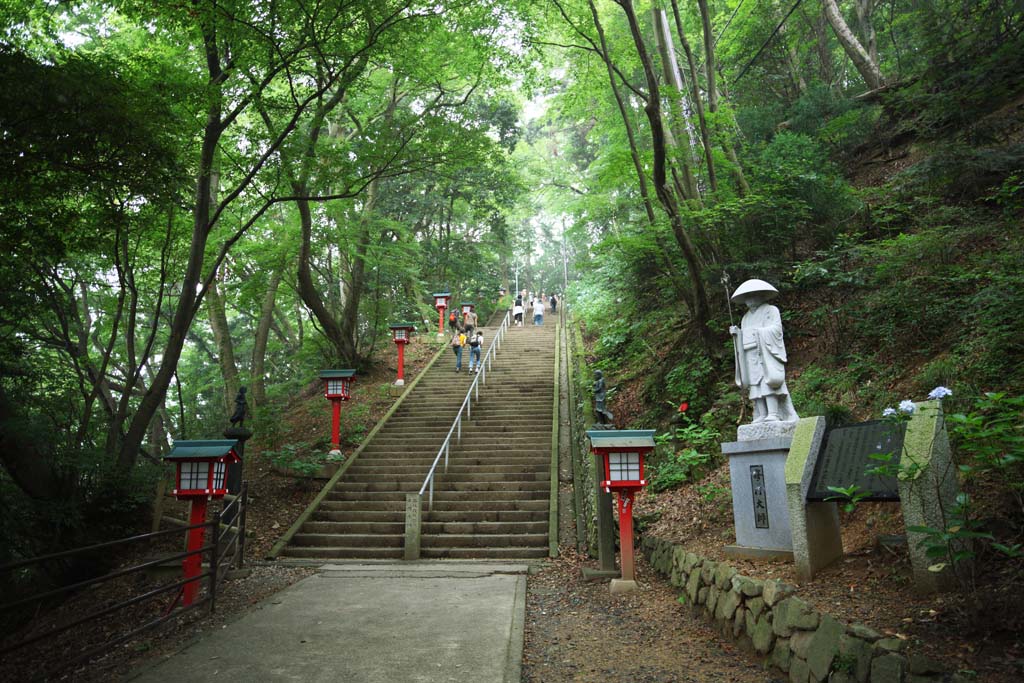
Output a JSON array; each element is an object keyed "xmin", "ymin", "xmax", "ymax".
[
  {"xmin": 429, "ymin": 476, "xmax": 434, "ymax": 510},
  {"xmin": 237, "ymin": 481, "xmax": 247, "ymax": 569},
  {"xmin": 209, "ymin": 510, "xmax": 221, "ymax": 614}
]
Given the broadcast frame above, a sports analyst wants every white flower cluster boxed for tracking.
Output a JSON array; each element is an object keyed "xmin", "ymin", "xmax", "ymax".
[{"xmin": 882, "ymin": 387, "xmax": 952, "ymax": 417}]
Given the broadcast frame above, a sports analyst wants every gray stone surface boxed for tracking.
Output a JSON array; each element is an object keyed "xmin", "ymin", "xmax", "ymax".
[
  {"xmin": 714, "ymin": 562, "xmax": 737, "ymax": 589},
  {"xmin": 908, "ymin": 653, "xmax": 945, "ymax": 675},
  {"xmin": 716, "ymin": 587, "xmax": 742, "ymax": 622},
  {"xmin": 790, "ymin": 630, "xmax": 814, "ymax": 659},
  {"xmin": 748, "ymin": 596, "xmax": 765, "ymax": 621},
  {"xmin": 763, "ymin": 579, "xmax": 795, "ymax": 606},
  {"xmin": 129, "ymin": 562, "xmax": 527, "ymax": 683},
  {"xmin": 750, "ymin": 615, "xmax": 775, "ymax": 655},
  {"xmin": 724, "ymin": 439, "xmax": 794, "ymax": 551},
  {"xmin": 772, "ymin": 637, "xmax": 792, "ymax": 672},
  {"xmin": 737, "ymin": 420, "xmax": 798, "ymax": 441},
  {"xmin": 870, "ymin": 653, "xmax": 906, "ymax": 683},
  {"xmin": 773, "ymin": 597, "xmax": 820, "ymax": 636},
  {"xmin": 874, "ymin": 637, "xmax": 905, "ymax": 654},
  {"xmin": 838, "ymin": 633, "xmax": 872, "ymax": 683},
  {"xmin": 807, "ymin": 614, "xmax": 844, "ymax": 680},
  {"xmin": 789, "ymin": 655, "xmax": 810, "ymax": 683},
  {"xmin": 686, "ymin": 567, "xmax": 701, "ymax": 603},
  {"xmin": 738, "ymin": 576, "xmax": 763, "ymax": 597},
  {"xmin": 847, "ymin": 623, "xmax": 882, "ymax": 642}
]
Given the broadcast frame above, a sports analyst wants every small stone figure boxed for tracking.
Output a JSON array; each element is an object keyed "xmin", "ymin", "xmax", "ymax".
[
  {"xmin": 592, "ymin": 370, "xmax": 615, "ymax": 427},
  {"xmin": 729, "ymin": 280, "xmax": 798, "ymax": 424},
  {"xmin": 229, "ymin": 387, "xmax": 248, "ymax": 427}
]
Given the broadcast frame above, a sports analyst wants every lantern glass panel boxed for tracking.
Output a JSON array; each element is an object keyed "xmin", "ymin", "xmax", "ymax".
[
  {"xmin": 327, "ymin": 379, "xmax": 343, "ymax": 395},
  {"xmin": 608, "ymin": 452, "xmax": 641, "ymax": 481},
  {"xmin": 394, "ymin": 329, "xmax": 408, "ymax": 341},
  {"xmin": 181, "ymin": 461, "xmax": 210, "ymax": 490},
  {"xmin": 213, "ymin": 461, "xmax": 226, "ymax": 489}
]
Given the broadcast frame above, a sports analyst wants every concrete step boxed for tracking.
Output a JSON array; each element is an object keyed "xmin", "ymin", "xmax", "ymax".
[
  {"xmin": 345, "ymin": 464, "xmax": 548, "ymax": 475},
  {"xmin": 421, "ymin": 533, "xmax": 547, "ymax": 548},
  {"xmin": 291, "ymin": 533, "xmax": 403, "ymax": 548},
  {"xmin": 302, "ymin": 521, "xmax": 405, "ymax": 535},
  {"xmin": 425, "ymin": 500, "xmax": 548, "ymax": 512},
  {"xmin": 332, "ymin": 480, "xmax": 548, "ymax": 493},
  {"xmin": 326, "ymin": 489, "xmax": 549, "ymax": 502},
  {"xmin": 319, "ymin": 500, "xmax": 406, "ymax": 512},
  {"xmin": 282, "ymin": 547, "xmax": 403, "ymax": 559},
  {"xmin": 424, "ymin": 510, "xmax": 547, "ymax": 523},
  {"xmin": 419, "ymin": 547, "xmax": 548, "ymax": 559},
  {"xmin": 313, "ymin": 510, "xmax": 405, "ymax": 522},
  {"xmin": 421, "ymin": 521, "xmax": 548, "ymax": 535}
]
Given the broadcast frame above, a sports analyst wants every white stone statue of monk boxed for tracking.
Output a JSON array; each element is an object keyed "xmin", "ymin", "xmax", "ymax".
[{"xmin": 729, "ymin": 279, "xmax": 798, "ymax": 424}]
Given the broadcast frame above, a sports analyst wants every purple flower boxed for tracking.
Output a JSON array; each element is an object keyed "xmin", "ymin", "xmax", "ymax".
[
  {"xmin": 928, "ymin": 386, "xmax": 953, "ymax": 400},
  {"xmin": 882, "ymin": 407, "xmax": 897, "ymax": 417},
  {"xmin": 899, "ymin": 400, "xmax": 916, "ymax": 414}
]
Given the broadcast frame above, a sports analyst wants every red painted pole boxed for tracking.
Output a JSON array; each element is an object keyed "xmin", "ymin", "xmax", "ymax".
[
  {"xmin": 396, "ymin": 342, "xmax": 405, "ymax": 382},
  {"xmin": 438, "ymin": 307, "xmax": 445, "ymax": 335},
  {"xmin": 617, "ymin": 490, "xmax": 636, "ymax": 582},
  {"xmin": 183, "ymin": 497, "xmax": 208, "ymax": 606},
  {"xmin": 331, "ymin": 399, "xmax": 342, "ymax": 448}
]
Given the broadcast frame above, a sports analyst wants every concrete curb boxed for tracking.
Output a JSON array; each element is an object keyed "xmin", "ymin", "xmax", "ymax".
[
  {"xmin": 268, "ymin": 339, "xmax": 449, "ymax": 558},
  {"xmin": 504, "ymin": 573, "xmax": 527, "ymax": 683}
]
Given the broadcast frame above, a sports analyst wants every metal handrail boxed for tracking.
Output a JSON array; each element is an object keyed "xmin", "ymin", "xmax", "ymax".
[{"xmin": 418, "ymin": 309, "xmax": 511, "ymax": 510}]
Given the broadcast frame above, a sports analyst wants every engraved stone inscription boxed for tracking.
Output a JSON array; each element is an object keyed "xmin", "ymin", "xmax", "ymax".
[
  {"xmin": 750, "ymin": 465, "xmax": 769, "ymax": 529},
  {"xmin": 807, "ymin": 420, "xmax": 904, "ymax": 501}
]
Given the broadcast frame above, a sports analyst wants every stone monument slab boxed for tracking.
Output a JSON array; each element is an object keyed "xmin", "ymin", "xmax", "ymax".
[
  {"xmin": 806, "ymin": 420, "xmax": 905, "ymax": 502},
  {"xmin": 723, "ymin": 437, "xmax": 794, "ymax": 558}
]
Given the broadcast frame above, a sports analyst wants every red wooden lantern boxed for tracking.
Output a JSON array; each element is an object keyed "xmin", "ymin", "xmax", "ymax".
[
  {"xmin": 320, "ymin": 369, "xmax": 356, "ymax": 451},
  {"xmin": 587, "ymin": 429, "xmax": 656, "ymax": 592},
  {"xmin": 164, "ymin": 440, "xmax": 242, "ymax": 606},
  {"xmin": 389, "ymin": 323, "xmax": 416, "ymax": 385},
  {"xmin": 433, "ymin": 291, "xmax": 451, "ymax": 335}
]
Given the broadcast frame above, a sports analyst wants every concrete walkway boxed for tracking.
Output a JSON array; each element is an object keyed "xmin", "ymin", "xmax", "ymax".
[{"xmin": 130, "ymin": 562, "xmax": 528, "ymax": 683}]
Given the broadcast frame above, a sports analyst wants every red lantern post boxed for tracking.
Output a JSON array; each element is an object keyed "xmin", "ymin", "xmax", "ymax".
[
  {"xmin": 320, "ymin": 369, "xmax": 356, "ymax": 453},
  {"xmin": 587, "ymin": 429, "xmax": 656, "ymax": 594},
  {"xmin": 460, "ymin": 301, "xmax": 475, "ymax": 324},
  {"xmin": 164, "ymin": 440, "xmax": 242, "ymax": 606},
  {"xmin": 390, "ymin": 323, "xmax": 416, "ymax": 385},
  {"xmin": 433, "ymin": 292, "xmax": 451, "ymax": 336}
]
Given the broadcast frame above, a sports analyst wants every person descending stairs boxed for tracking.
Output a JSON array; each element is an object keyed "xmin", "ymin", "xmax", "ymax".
[{"xmin": 279, "ymin": 308, "xmax": 558, "ymax": 560}]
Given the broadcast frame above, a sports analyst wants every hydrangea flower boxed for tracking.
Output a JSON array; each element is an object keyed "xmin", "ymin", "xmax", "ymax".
[
  {"xmin": 899, "ymin": 400, "xmax": 916, "ymax": 414},
  {"xmin": 882, "ymin": 407, "xmax": 897, "ymax": 417},
  {"xmin": 928, "ymin": 386, "xmax": 953, "ymax": 400}
]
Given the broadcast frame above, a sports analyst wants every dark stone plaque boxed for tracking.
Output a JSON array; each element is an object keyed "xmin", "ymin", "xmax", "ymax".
[
  {"xmin": 806, "ymin": 420, "xmax": 905, "ymax": 502},
  {"xmin": 750, "ymin": 465, "xmax": 769, "ymax": 528}
]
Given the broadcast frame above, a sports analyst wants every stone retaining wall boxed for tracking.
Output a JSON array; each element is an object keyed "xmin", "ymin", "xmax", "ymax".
[{"xmin": 641, "ymin": 536, "xmax": 964, "ymax": 683}]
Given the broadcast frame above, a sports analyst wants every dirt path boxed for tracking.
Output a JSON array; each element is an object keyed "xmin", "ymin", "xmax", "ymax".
[{"xmin": 523, "ymin": 550, "xmax": 780, "ymax": 683}]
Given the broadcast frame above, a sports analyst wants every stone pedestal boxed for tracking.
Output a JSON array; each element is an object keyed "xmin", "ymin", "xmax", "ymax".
[
  {"xmin": 723, "ymin": 422, "xmax": 797, "ymax": 560},
  {"xmin": 784, "ymin": 417, "xmax": 843, "ymax": 581}
]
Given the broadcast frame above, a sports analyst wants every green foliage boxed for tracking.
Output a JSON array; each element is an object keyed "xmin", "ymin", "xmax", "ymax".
[
  {"xmin": 262, "ymin": 442, "xmax": 325, "ymax": 479},
  {"xmin": 825, "ymin": 485, "xmax": 871, "ymax": 513},
  {"xmin": 649, "ymin": 419, "xmax": 721, "ymax": 493},
  {"xmin": 948, "ymin": 393, "xmax": 1024, "ymax": 516}
]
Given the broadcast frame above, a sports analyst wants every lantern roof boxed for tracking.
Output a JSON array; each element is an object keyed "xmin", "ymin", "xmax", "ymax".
[
  {"xmin": 165, "ymin": 440, "xmax": 240, "ymax": 461},
  {"xmin": 586, "ymin": 429, "xmax": 657, "ymax": 449},
  {"xmin": 461, "ymin": 301, "xmax": 475, "ymax": 306},
  {"xmin": 389, "ymin": 322, "xmax": 417, "ymax": 330},
  {"xmin": 432, "ymin": 291, "xmax": 451, "ymax": 298},
  {"xmin": 320, "ymin": 369, "xmax": 356, "ymax": 379}
]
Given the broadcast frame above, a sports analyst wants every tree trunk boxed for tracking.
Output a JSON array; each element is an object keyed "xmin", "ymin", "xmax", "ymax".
[
  {"xmin": 822, "ymin": 0, "xmax": 884, "ymax": 89},
  {"xmin": 614, "ymin": 0, "xmax": 715, "ymax": 351},
  {"xmin": 855, "ymin": 0, "xmax": 878, "ymax": 67},
  {"xmin": 251, "ymin": 260, "xmax": 285, "ymax": 407},
  {"xmin": 652, "ymin": 7, "xmax": 717, "ymax": 193},
  {"xmin": 206, "ymin": 278, "xmax": 241, "ymax": 416}
]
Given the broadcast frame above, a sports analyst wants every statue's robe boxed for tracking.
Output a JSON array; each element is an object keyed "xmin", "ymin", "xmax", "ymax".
[{"xmin": 736, "ymin": 304, "xmax": 790, "ymax": 399}]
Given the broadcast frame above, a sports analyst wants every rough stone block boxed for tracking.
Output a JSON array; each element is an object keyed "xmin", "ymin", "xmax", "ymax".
[
  {"xmin": 697, "ymin": 587, "xmax": 708, "ymax": 605},
  {"xmin": 763, "ymin": 579, "xmax": 796, "ymax": 606},
  {"xmin": 847, "ymin": 623, "xmax": 882, "ymax": 642},
  {"xmin": 907, "ymin": 653, "xmax": 944, "ymax": 675},
  {"xmin": 907, "ymin": 676, "xmax": 943, "ymax": 683},
  {"xmin": 686, "ymin": 567, "xmax": 701, "ymax": 603},
  {"xmin": 807, "ymin": 614, "xmax": 844, "ymax": 681},
  {"xmin": 839, "ymin": 634, "xmax": 873, "ymax": 683},
  {"xmin": 870, "ymin": 654, "xmax": 905, "ymax": 683},
  {"xmin": 701, "ymin": 560, "xmax": 718, "ymax": 585},
  {"xmin": 714, "ymin": 562, "xmax": 737, "ymax": 590},
  {"xmin": 873, "ymin": 638, "xmax": 905, "ymax": 655},
  {"xmin": 738, "ymin": 576, "xmax": 764, "ymax": 597},
  {"xmin": 682, "ymin": 551, "xmax": 702, "ymax": 572},
  {"xmin": 773, "ymin": 597, "xmax": 820, "ymax": 636},
  {"xmin": 772, "ymin": 637, "xmax": 792, "ymax": 672},
  {"xmin": 707, "ymin": 586, "xmax": 720, "ymax": 614},
  {"xmin": 789, "ymin": 656, "xmax": 810, "ymax": 683},
  {"xmin": 716, "ymin": 587, "xmax": 742, "ymax": 622},
  {"xmin": 790, "ymin": 630, "xmax": 814, "ymax": 659},
  {"xmin": 733, "ymin": 609, "xmax": 746, "ymax": 638},
  {"xmin": 751, "ymin": 614, "xmax": 775, "ymax": 655},
  {"xmin": 748, "ymin": 596, "xmax": 766, "ymax": 621}
]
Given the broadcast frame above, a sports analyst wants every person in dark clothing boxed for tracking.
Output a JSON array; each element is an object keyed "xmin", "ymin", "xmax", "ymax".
[{"xmin": 550, "ymin": 294, "xmax": 558, "ymax": 314}]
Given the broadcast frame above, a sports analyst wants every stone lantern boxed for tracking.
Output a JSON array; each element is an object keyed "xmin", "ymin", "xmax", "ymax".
[
  {"xmin": 389, "ymin": 323, "xmax": 416, "ymax": 386},
  {"xmin": 433, "ymin": 292, "xmax": 451, "ymax": 336},
  {"xmin": 320, "ymin": 369, "xmax": 356, "ymax": 454}
]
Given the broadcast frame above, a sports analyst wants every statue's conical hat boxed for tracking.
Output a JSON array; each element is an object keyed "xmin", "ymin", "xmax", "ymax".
[{"xmin": 731, "ymin": 279, "xmax": 779, "ymax": 301}]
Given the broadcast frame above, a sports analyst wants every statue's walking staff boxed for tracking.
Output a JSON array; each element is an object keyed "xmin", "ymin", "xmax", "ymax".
[{"xmin": 722, "ymin": 272, "xmax": 749, "ymax": 389}]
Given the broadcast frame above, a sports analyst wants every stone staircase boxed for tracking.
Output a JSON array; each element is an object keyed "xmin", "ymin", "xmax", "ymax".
[{"xmin": 281, "ymin": 311, "xmax": 558, "ymax": 560}]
